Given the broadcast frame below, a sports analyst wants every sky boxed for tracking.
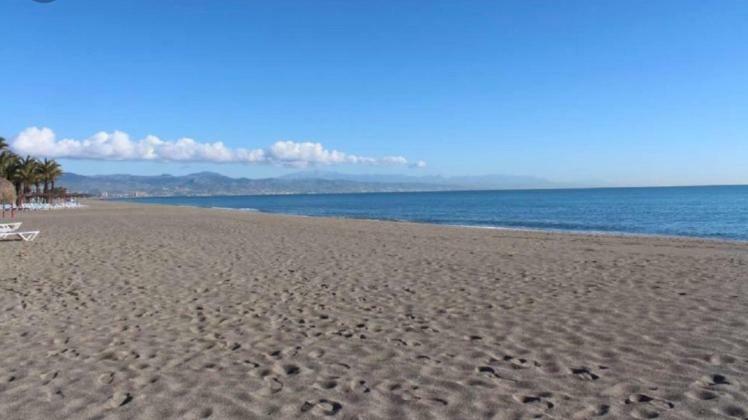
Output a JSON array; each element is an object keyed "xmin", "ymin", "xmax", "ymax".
[{"xmin": 1, "ymin": 0, "xmax": 747, "ymax": 186}]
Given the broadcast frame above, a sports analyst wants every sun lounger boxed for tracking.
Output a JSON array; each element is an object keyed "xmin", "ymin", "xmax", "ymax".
[
  {"xmin": 0, "ymin": 230, "xmax": 39, "ymax": 242},
  {"xmin": 0, "ymin": 222, "xmax": 22, "ymax": 233},
  {"xmin": 19, "ymin": 202, "xmax": 85, "ymax": 211}
]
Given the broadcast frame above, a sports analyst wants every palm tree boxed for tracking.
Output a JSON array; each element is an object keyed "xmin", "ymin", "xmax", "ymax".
[
  {"xmin": 0, "ymin": 136, "xmax": 15, "ymax": 181},
  {"xmin": 0, "ymin": 140, "xmax": 15, "ymax": 216},
  {"xmin": 33, "ymin": 164, "xmax": 43, "ymax": 195},
  {"xmin": 0, "ymin": 135, "xmax": 67, "ymax": 206},
  {"xmin": 0, "ymin": 151, "xmax": 18, "ymax": 180},
  {"xmin": 39, "ymin": 158, "xmax": 63, "ymax": 201},
  {"xmin": 48, "ymin": 160, "xmax": 62, "ymax": 197},
  {"xmin": 12, "ymin": 156, "xmax": 39, "ymax": 206}
]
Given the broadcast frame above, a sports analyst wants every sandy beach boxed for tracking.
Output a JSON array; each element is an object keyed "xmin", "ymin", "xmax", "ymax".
[{"xmin": 1, "ymin": 201, "xmax": 746, "ymax": 419}]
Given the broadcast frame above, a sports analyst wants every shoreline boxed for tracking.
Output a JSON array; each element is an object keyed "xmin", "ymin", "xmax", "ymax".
[{"xmin": 111, "ymin": 198, "xmax": 748, "ymax": 246}]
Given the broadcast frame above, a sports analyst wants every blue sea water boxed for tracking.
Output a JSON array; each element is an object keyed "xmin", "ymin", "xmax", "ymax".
[{"xmin": 121, "ymin": 185, "xmax": 748, "ymax": 241}]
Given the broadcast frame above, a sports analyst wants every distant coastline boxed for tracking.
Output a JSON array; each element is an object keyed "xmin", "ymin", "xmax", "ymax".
[
  {"xmin": 66, "ymin": 170, "xmax": 748, "ymax": 199},
  {"xmin": 109, "ymin": 182, "xmax": 748, "ymax": 199},
  {"xmin": 61, "ymin": 170, "xmax": 567, "ymax": 198}
]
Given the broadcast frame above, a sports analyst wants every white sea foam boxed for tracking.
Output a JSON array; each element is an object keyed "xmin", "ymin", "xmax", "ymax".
[{"xmin": 211, "ymin": 206, "xmax": 260, "ymax": 213}]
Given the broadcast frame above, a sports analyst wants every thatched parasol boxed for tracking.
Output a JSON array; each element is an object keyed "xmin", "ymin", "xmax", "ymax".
[{"xmin": 0, "ymin": 177, "xmax": 16, "ymax": 206}]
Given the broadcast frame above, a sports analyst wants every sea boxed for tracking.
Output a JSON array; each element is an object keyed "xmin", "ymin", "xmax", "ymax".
[{"xmin": 121, "ymin": 185, "xmax": 748, "ymax": 241}]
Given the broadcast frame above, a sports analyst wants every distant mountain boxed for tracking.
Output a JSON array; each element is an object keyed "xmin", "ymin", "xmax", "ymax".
[
  {"xmin": 281, "ymin": 170, "xmax": 565, "ymax": 189},
  {"xmin": 59, "ymin": 172, "xmax": 455, "ymax": 197},
  {"xmin": 60, "ymin": 170, "xmax": 572, "ymax": 197}
]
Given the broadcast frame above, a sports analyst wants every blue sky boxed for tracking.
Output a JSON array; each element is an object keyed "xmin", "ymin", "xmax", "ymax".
[{"xmin": 1, "ymin": 0, "xmax": 747, "ymax": 186}]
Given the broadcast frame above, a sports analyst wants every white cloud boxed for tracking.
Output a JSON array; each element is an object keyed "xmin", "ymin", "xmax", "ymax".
[{"xmin": 11, "ymin": 127, "xmax": 423, "ymax": 168}]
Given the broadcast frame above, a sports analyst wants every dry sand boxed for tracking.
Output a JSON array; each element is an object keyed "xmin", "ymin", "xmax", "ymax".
[{"xmin": 1, "ymin": 201, "xmax": 747, "ymax": 419}]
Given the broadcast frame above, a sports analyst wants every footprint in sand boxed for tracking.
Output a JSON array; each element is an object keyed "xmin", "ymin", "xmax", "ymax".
[
  {"xmin": 570, "ymin": 366, "xmax": 600, "ymax": 381},
  {"xmin": 696, "ymin": 373, "xmax": 731, "ymax": 387},
  {"xmin": 685, "ymin": 389, "xmax": 718, "ymax": 401},
  {"xmin": 308, "ymin": 349, "xmax": 325, "ymax": 358},
  {"xmin": 720, "ymin": 405, "xmax": 746, "ymax": 418},
  {"xmin": 40, "ymin": 371, "xmax": 59, "ymax": 385},
  {"xmin": 314, "ymin": 378, "xmax": 338, "ymax": 390},
  {"xmin": 624, "ymin": 393, "xmax": 674, "ymax": 419},
  {"xmin": 687, "ymin": 373, "xmax": 738, "ymax": 403},
  {"xmin": 300, "ymin": 399, "xmax": 342, "ymax": 416},
  {"xmin": 512, "ymin": 392, "xmax": 555, "ymax": 413},
  {"xmin": 259, "ymin": 377, "xmax": 283, "ymax": 395},
  {"xmin": 424, "ymin": 397, "xmax": 449, "ymax": 407},
  {"xmin": 98, "ymin": 372, "xmax": 115, "ymax": 385},
  {"xmin": 476, "ymin": 366, "xmax": 505, "ymax": 380},
  {"xmin": 350, "ymin": 379, "xmax": 370, "ymax": 394},
  {"xmin": 386, "ymin": 383, "xmax": 420, "ymax": 402},
  {"xmin": 415, "ymin": 354, "xmax": 442, "ymax": 365},
  {"xmin": 572, "ymin": 404, "xmax": 610, "ymax": 418},
  {"xmin": 385, "ymin": 383, "xmax": 448, "ymax": 407},
  {"xmin": 109, "ymin": 391, "xmax": 133, "ymax": 408},
  {"xmin": 278, "ymin": 364, "xmax": 300, "ymax": 376},
  {"xmin": 242, "ymin": 360, "xmax": 260, "ymax": 369},
  {"xmin": 492, "ymin": 354, "xmax": 540, "ymax": 370}
]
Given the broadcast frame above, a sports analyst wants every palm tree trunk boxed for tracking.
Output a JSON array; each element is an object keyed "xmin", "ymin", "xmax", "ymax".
[{"xmin": 16, "ymin": 182, "xmax": 24, "ymax": 206}]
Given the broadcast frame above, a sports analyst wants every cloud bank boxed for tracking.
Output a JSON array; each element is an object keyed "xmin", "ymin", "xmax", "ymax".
[{"xmin": 11, "ymin": 127, "xmax": 425, "ymax": 168}]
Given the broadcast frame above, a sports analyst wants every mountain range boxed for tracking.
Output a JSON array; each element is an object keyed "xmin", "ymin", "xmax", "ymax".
[{"xmin": 60, "ymin": 171, "xmax": 568, "ymax": 197}]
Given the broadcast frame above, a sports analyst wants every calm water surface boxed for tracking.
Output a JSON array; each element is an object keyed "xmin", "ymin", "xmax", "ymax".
[{"xmin": 122, "ymin": 186, "xmax": 748, "ymax": 241}]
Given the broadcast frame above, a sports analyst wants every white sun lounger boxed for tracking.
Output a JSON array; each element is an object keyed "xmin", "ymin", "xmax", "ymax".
[
  {"xmin": 0, "ymin": 230, "xmax": 39, "ymax": 242},
  {"xmin": 0, "ymin": 222, "xmax": 22, "ymax": 233}
]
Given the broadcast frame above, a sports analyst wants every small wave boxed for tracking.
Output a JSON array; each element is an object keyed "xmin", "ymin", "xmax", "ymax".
[
  {"xmin": 444, "ymin": 223, "xmax": 740, "ymax": 243},
  {"xmin": 211, "ymin": 206, "xmax": 261, "ymax": 213}
]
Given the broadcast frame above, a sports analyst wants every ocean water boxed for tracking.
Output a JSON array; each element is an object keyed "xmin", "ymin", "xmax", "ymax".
[{"xmin": 122, "ymin": 185, "xmax": 748, "ymax": 241}]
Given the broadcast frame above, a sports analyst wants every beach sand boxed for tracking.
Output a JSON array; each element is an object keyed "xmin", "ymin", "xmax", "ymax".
[{"xmin": 1, "ymin": 201, "xmax": 746, "ymax": 419}]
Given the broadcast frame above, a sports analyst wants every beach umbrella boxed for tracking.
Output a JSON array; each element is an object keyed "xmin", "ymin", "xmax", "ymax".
[{"xmin": 0, "ymin": 177, "xmax": 15, "ymax": 205}]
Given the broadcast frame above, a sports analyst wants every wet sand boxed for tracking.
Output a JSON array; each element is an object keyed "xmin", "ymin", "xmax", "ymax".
[{"xmin": 1, "ymin": 201, "xmax": 747, "ymax": 419}]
